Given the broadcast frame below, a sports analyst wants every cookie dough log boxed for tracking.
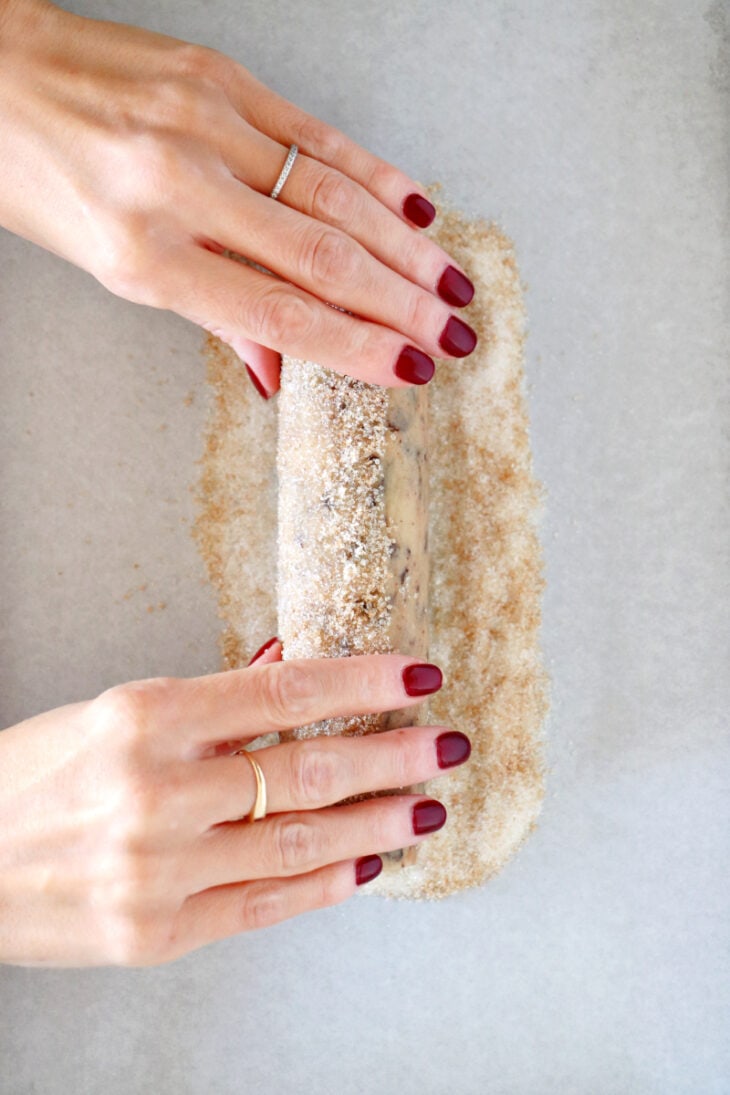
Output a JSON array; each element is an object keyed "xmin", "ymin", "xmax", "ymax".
[{"xmin": 277, "ymin": 360, "xmax": 429, "ymax": 869}]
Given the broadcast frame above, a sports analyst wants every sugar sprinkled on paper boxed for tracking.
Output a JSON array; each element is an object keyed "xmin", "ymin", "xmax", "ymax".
[{"xmin": 193, "ymin": 193, "xmax": 548, "ymax": 899}]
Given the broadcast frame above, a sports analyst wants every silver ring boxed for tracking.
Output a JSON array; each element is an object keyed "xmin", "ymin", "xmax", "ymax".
[{"xmin": 270, "ymin": 143, "xmax": 299, "ymax": 201}]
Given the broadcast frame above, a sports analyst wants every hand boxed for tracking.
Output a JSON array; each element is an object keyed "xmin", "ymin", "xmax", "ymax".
[
  {"xmin": 0, "ymin": 640, "xmax": 470, "ymax": 968},
  {"xmin": 0, "ymin": 0, "xmax": 477, "ymax": 396}
]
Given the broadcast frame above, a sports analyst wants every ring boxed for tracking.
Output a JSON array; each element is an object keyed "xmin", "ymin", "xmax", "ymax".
[
  {"xmin": 235, "ymin": 749, "xmax": 268, "ymax": 822},
  {"xmin": 269, "ymin": 143, "xmax": 298, "ymax": 201}
]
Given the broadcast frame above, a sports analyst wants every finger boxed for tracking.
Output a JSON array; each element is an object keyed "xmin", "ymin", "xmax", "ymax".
[
  {"xmin": 234, "ymin": 339, "xmax": 281, "ymax": 399},
  {"xmin": 199, "ymin": 177, "xmax": 476, "ymax": 361},
  {"xmin": 214, "ymin": 120, "xmax": 473, "ymax": 309},
  {"xmin": 170, "ymin": 855, "xmax": 381, "ymax": 960},
  {"xmin": 195, "ymin": 639, "xmax": 284, "ymax": 759},
  {"xmin": 173, "ymin": 245, "xmax": 439, "ymax": 388},
  {"xmin": 200, "ymin": 242, "xmax": 282, "ymax": 396},
  {"xmin": 271, "ymin": 155, "xmax": 475, "ymax": 308},
  {"xmin": 191, "ymin": 725, "xmax": 470, "ymax": 829},
  {"xmin": 225, "ymin": 70, "xmax": 438, "ymax": 228},
  {"xmin": 186, "ymin": 794, "xmax": 446, "ymax": 891},
  {"xmin": 246, "ymin": 636, "xmax": 282, "ymax": 667},
  {"xmin": 174, "ymin": 655, "xmax": 443, "ymax": 750}
]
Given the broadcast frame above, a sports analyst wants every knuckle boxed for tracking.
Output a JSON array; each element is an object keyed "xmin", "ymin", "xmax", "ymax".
[
  {"xmin": 399, "ymin": 231, "xmax": 430, "ymax": 277},
  {"xmin": 172, "ymin": 43, "xmax": 226, "ymax": 84},
  {"xmin": 89, "ymin": 684, "xmax": 185, "ymax": 843},
  {"xmin": 272, "ymin": 816, "xmax": 323, "ymax": 873},
  {"xmin": 92, "ymin": 683, "xmax": 152, "ymax": 744},
  {"xmin": 250, "ymin": 289, "xmax": 316, "ymax": 347},
  {"xmin": 310, "ymin": 170, "xmax": 360, "ymax": 227},
  {"xmin": 387, "ymin": 729, "xmax": 417, "ymax": 789},
  {"xmin": 366, "ymin": 158, "xmax": 398, "ymax": 194},
  {"xmin": 290, "ymin": 746, "xmax": 340, "ymax": 806},
  {"xmin": 240, "ymin": 884, "xmax": 286, "ymax": 932},
  {"xmin": 92, "ymin": 213, "xmax": 172, "ymax": 308},
  {"xmin": 148, "ymin": 75, "xmax": 225, "ymax": 136},
  {"xmin": 404, "ymin": 288, "xmax": 438, "ymax": 336},
  {"xmin": 305, "ymin": 229, "xmax": 361, "ymax": 287},
  {"xmin": 91, "ymin": 217, "xmax": 147, "ymax": 293},
  {"xmin": 293, "ymin": 115, "xmax": 345, "ymax": 162},
  {"xmin": 257, "ymin": 663, "xmax": 319, "ymax": 725},
  {"xmin": 92, "ymin": 678, "xmax": 178, "ymax": 747},
  {"xmin": 127, "ymin": 677, "xmax": 180, "ymax": 728}
]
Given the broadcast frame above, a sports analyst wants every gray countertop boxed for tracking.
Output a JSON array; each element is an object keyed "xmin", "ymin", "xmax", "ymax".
[{"xmin": 0, "ymin": 2, "xmax": 727, "ymax": 1092}]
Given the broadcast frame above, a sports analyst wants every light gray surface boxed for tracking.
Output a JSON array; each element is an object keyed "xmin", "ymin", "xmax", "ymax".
[{"xmin": 1, "ymin": 1, "xmax": 728, "ymax": 1092}]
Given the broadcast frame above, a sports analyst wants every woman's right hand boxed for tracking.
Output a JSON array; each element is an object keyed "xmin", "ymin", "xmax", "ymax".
[
  {"xmin": 0, "ymin": 643, "xmax": 470, "ymax": 968},
  {"xmin": 0, "ymin": 0, "xmax": 477, "ymax": 397}
]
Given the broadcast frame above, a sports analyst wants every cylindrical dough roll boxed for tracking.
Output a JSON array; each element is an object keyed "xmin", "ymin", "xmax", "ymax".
[{"xmin": 277, "ymin": 361, "xmax": 429, "ymax": 867}]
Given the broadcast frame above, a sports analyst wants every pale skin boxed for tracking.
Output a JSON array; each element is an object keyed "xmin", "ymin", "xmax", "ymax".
[
  {"xmin": 0, "ymin": 0, "xmax": 476, "ymax": 395},
  {"xmin": 0, "ymin": 643, "xmax": 468, "ymax": 967},
  {"xmin": 0, "ymin": 2, "xmax": 473, "ymax": 966}
]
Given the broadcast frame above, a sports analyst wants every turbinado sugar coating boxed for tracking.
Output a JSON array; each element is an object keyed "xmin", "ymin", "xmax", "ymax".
[
  {"xmin": 277, "ymin": 368, "xmax": 428, "ymax": 731},
  {"xmin": 193, "ymin": 193, "xmax": 548, "ymax": 899},
  {"xmin": 276, "ymin": 367, "xmax": 429, "ymax": 867}
]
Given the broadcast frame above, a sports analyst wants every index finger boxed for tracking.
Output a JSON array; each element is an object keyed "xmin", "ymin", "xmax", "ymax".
[{"xmin": 177, "ymin": 654, "xmax": 443, "ymax": 749}]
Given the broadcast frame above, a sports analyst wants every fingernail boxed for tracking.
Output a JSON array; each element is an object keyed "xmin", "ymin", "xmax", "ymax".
[
  {"xmin": 247, "ymin": 636, "xmax": 279, "ymax": 666},
  {"xmin": 439, "ymin": 316, "xmax": 478, "ymax": 357},
  {"xmin": 437, "ymin": 265, "xmax": 475, "ymax": 308},
  {"xmin": 402, "ymin": 662, "xmax": 443, "ymax": 697},
  {"xmin": 412, "ymin": 799, "xmax": 447, "ymax": 835},
  {"xmin": 436, "ymin": 731, "xmax": 472, "ymax": 769},
  {"xmin": 394, "ymin": 346, "xmax": 435, "ymax": 385},
  {"xmin": 355, "ymin": 854, "xmax": 383, "ymax": 885},
  {"xmin": 403, "ymin": 193, "xmax": 436, "ymax": 228},
  {"xmin": 245, "ymin": 364, "xmax": 272, "ymax": 400}
]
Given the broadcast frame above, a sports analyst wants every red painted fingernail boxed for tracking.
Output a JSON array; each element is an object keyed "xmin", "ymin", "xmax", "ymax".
[
  {"xmin": 394, "ymin": 346, "xmax": 435, "ymax": 385},
  {"xmin": 439, "ymin": 316, "xmax": 478, "ymax": 357},
  {"xmin": 245, "ymin": 364, "xmax": 272, "ymax": 400},
  {"xmin": 437, "ymin": 265, "xmax": 475, "ymax": 308},
  {"xmin": 355, "ymin": 854, "xmax": 383, "ymax": 886},
  {"xmin": 403, "ymin": 193, "xmax": 436, "ymax": 228},
  {"xmin": 412, "ymin": 799, "xmax": 447, "ymax": 835},
  {"xmin": 402, "ymin": 662, "xmax": 443, "ymax": 697},
  {"xmin": 247, "ymin": 636, "xmax": 279, "ymax": 666},
  {"xmin": 436, "ymin": 731, "xmax": 472, "ymax": 769}
]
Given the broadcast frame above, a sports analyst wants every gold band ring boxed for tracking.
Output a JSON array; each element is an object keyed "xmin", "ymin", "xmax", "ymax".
[{"xmin": 235, "ymin": 749, "xmax": 268, "ymax": 822}]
